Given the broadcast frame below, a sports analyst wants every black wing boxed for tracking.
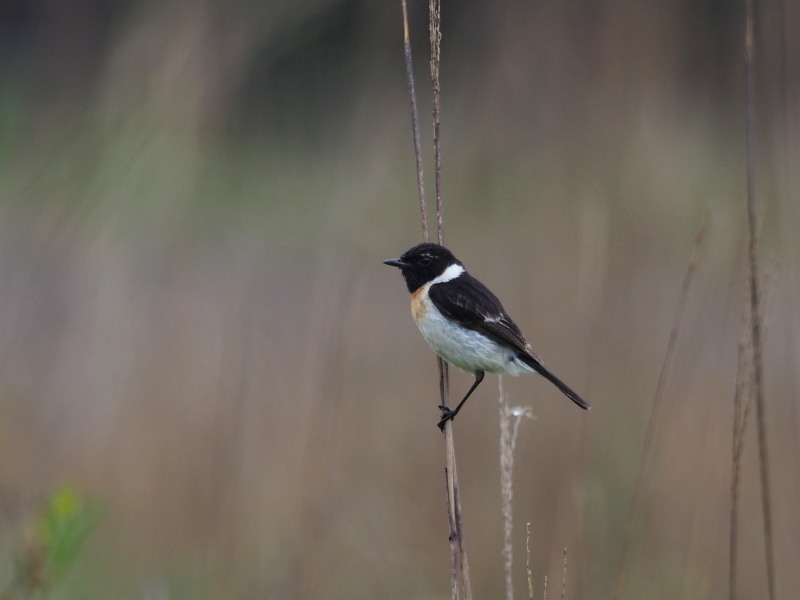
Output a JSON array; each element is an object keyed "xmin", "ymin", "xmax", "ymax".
[
  {"xmin": 428, "ymin": 273, "xmax": 531, "ymax": 355},
  {"xmin": 430, "ymin": 274, "xmax": 590, "ymax": 410}
]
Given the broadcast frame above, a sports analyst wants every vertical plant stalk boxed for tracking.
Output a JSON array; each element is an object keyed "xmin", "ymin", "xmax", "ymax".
[
  {"xmin": 499, "ymin": 377, "xmax": 533, "ymax": 600},
  {"xmin": 400, "ymin": 0, "xmax": 429, "ymax": 243},
  {"xmin": 743, "ymin": 2, "xmax": 777, "ymax": 599},
  {"xmin": 613, "ymin": 219, "xmax": 708, "ymax": 599},
  {"xmin": 430, "ymin": 1, "xmax": 471, "ymax": 596},
  {"xmin": 399, "ymin": 2, "xmax": 471, "ymax": 598},
  {"xmin": 560, "ymin": 548, "xmax": 568, "ymax": 600},
  {"xmin": 730, "ymin": 312, "xmax": 754, "ymax": 600},
  {"xmin": 526, "ymin": 522, "xmax": 534, "ymax": 600},
  {"xmin": 499, "ymin": 377, "xmax": 515, "ymax": 600},
  {"xmin": 429, "ymin": 0, "xmax": 443, "ymax": 241}
]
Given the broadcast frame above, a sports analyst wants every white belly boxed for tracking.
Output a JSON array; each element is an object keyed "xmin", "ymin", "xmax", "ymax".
[{"xmin": 412, "ymin": 293, "xmax": 536, "ymax": 376}]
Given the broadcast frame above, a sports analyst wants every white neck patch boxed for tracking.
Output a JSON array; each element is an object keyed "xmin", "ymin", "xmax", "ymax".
[{"xmin": 430, "ymin": 263, "xmax": 464, "ymax": 285}]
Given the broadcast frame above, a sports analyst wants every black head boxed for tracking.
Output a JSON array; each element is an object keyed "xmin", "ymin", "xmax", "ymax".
[{"xmin": 383, "ymin": 243, "xmax": 462, "ymax": 293}]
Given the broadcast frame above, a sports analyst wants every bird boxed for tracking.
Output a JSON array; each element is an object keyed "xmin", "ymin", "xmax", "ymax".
[{"xmin": 384, "ymin": 242, "xmax": 589, "ymax": 430}]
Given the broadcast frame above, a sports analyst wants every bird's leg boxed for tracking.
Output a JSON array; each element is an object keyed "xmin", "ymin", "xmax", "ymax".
[{"xmin": 438, "ymin": 371, "xmax": 485, "ymax": 431}]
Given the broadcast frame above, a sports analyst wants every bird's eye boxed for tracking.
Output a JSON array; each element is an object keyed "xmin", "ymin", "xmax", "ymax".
[{"xmin": 419, "ymin": 255, "xmax": 432, "ymax": 266}]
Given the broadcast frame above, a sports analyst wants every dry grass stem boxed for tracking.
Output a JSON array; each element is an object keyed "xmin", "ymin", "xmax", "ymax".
[
  {"xmin": 429, "ymin": 0, "xmax": 443, "ymax": 241},
  {"xmin": 730, "ymin": 303, "xmax": 754, "ymax": 600},
  {"xmin": 427, "ymin": 0, "xmax": 471, "ymax": 596},
  {"xmin": 399, "ymin": 0, "xmax": 429, "ymax": 242},
  {"xmin": 526, "ymin": 522, "xmax": 534, "ymax": 600},
  {"xmin": 613, "ymin": 217, "xmax": 708, "ymax": 599},
  {"xmin": 743, "ymin": 1, "xmax": 777, "ymax": 598},
  {"xmin": 730, "ymin": 255, "xmax": 777, "ymax": 600},
  {"xmin": 499, "ymin": 377, "xmax": 534, "ymax": 600},
  {"xmin": 400, "ymin": 1, "xmax": 471, "ymax": 597}
]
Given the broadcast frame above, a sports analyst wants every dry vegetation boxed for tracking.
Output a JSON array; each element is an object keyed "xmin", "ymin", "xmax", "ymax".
[{"xmin": 0, "ymin": 2, "xmax": 798, "ymax": 598}]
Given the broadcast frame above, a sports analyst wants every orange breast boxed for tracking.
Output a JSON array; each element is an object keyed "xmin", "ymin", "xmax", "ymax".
[{"xmin": 410, "ymin": 285, "xmax": 429, "ymax": 321}]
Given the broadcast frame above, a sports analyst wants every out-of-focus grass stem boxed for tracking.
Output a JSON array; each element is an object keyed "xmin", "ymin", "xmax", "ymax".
[
  {"xmin": 399, "ymin": 1, "xmax": 471, "ymax": 598},
  {"xmin": 613, "ymin": 218, "xmax": 708, "ymax": 599},
  {"xmin": 743, "ymin": 2, "xmax": 777, "ymax": 598}
]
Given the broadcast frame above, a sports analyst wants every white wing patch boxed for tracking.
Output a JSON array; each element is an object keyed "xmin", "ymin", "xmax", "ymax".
[{"xmin": 429, "ymin": 263, "xmax": 465, "ymax": 285}]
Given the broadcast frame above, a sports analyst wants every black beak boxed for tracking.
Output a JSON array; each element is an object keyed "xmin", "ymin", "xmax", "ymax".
[{"xmin": 383, "ymin": 257, "xmax": 407, "ymax": 268}]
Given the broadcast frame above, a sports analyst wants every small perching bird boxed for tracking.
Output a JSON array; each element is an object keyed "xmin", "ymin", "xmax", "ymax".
[{"xmin": 384, "ymin": 242, "xmax": 589, "ymax": 430}]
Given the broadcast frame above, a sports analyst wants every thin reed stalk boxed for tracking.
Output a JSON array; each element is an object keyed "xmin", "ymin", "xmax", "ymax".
[
  {"xmin": 429, "ymin": 0, "xmax": 443, "ymax": 241},
  {"xmin": 526, "ymin": 522, "xmax": 534, "ymax": 600},
  {"xmin": 399, "ymin": 2, "xmax": 471, "ymax": 598},
  {"xmin": 743, "ymin": 2, "xmax": 777, "ymax": 598},
  {"xmin": 499, "ymin": 377, "xmax": 533, "ymax": 600},
  {"xmin": 613, "ymin": 218, "xmax": 708, "ymax": 599},
  {"xmin": 729, "ymin": 306, "xmax": 754, "ymax": 600},
  {"xmin": 399, "ymin": 0, "xmax": 428, "ymax": 243}
]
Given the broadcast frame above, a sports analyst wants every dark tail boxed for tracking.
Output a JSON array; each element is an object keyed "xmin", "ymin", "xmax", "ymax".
[{"xmin": 518, "ymin": 353, "xmax": 590, "ymax": 410}]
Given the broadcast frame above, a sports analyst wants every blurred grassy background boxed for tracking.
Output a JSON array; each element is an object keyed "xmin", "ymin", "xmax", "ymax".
[{"xmin": 0, "ymin": 1, "xmax": 798, "ymax": 598}]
